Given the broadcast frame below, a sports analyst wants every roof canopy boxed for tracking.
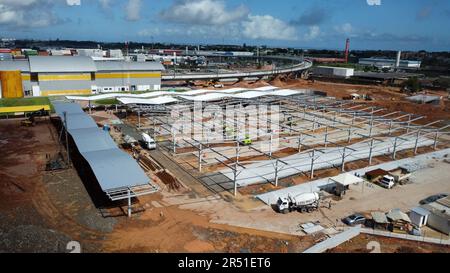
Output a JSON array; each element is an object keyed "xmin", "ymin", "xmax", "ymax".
[
  {"xmin": 371, "ymin": 212, "xmax": 389, "ymax": 224},
  {"xmin": 386, "ymin": 209, "xmax": 411, "ymax": 223},
  {"xmin": 330, "ymin": 173, "xmax": 363, "ymax": 186},
  {"xmin": 53, "ymin": 102, "xmax": 151, "ymax": 192}
]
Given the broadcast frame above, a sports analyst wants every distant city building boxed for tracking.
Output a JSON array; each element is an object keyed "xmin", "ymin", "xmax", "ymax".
[
  {"xmin": 0, "ymin": 38, "xmax": 16, "ymax": 48},
  {"xmin": 0, "ymin": 56, "xmax": 164, "ymax": 97},
  {"xmin": 359, "ymin": 58, "xmax": 421, "ymax": 69}
]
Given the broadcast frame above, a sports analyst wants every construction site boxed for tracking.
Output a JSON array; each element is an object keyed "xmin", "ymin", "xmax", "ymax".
[{"xmin": 1, "ymin": 69, "xmax": 450, "ymax": 253}]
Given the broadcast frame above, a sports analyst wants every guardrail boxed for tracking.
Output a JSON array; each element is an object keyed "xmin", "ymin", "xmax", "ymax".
[
  {"xmin": 162, "ymin": 59, "xmax": 312, "ymax": 81},
  {"xmin": 361, "ymin": 228, "xmax": 450, "ymax": 245}
]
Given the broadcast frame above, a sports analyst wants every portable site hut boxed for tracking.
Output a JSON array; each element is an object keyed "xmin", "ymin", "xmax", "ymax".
[
  {"xmin": 329, "ymin": 173, "xmax": 363, "ymax": 197},
  {"xmin": 370, "ymin": 211, "xmax": 389, "ymax": 230},
  {"xmin": 409, "ymin": 207, "xmax": 430, "ymax": 228},
  {"xmin": 386, "ymin": 209, "xmax": 412, "ymax": 233},
  {"xmin": 421, "ymin": 196, "xmax": 450, "ymax": 235}
]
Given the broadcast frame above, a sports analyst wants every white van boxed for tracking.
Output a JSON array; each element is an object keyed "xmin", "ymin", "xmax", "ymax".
[
  {"xmin": 141, "ymin": 133, "xmax": 157, "ymax": 150},
  {"xmin": 379, "ymin": 175, "xmax": 395, "ymax": 189}
]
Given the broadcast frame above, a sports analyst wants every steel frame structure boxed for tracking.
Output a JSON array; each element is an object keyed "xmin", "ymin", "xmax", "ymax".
[{"xmin": 123, "ymin": 92, "xmax": 450, "ymax": 196}]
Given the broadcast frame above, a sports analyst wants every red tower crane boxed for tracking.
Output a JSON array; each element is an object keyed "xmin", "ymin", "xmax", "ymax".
[{"xmin": 344, "ymin": 38, "xmax": 350, "ymax": 63}]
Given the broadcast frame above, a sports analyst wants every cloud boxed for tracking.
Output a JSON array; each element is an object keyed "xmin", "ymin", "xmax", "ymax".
[
  {"xmin": 290, "ymin": 7, "xmax": 328, "ymax": 26},
  {"xmin": 98, "ymin": 0, "xmax": 111, "ymax": 9},
  {"xmin": 242, "ymin": 15, "xmax": 298, "ymax": 41},
  {"xmin": 160, "ymin": 0, "xmax": 249, "ymax": 25},
  {"xmin": 125, "ymin": 0, "xmax": 141, "ymax": 21},
  {"xmin": 0, "ymin": 0, "xmax": 63, "ymax": 28},
  {"xmin": 334, "ymin": 23, "xmax": 354, "ymax": 35},
  {"xmin": 66, "ymin": 0, "xmax": 80, "ymax": 5},
  {"xmin": 366, "ymin": 0, "xmax": 381, "ymax": 6},
  {"xmin": 303, "ymin": 25, "xmax": 320, "ymax": 41}
]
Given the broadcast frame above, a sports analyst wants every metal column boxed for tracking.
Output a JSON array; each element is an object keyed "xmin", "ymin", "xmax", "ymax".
[
  {"xmin": 63, "ymin": 111, "xmax": 70, "ymax": 167},
  {"xmin": 127, "ymin": 188, "xmax": 132, "ymax": 218},
  {"xmin": 369, "ymin": 139, "xmax": 375, "ymax": 165},
  {"xmin": 341, "ymin": 147, "xmax": 347, "ymax": 172},
  {"xmin": 310, "ymin": 149, "xmax": 315, "ymax": 179}
]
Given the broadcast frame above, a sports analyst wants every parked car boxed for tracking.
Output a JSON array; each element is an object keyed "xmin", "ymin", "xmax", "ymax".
[
  {"xmin": 419, "ymin": 193, "xmax": 448, "ymax": 205},
  {"xmin": 342, "ymin": 213, "xmax": 367, "ymax": 226}
]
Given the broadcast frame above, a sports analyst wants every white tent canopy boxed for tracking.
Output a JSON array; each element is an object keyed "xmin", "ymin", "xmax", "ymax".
[{"xmin": 329, "ymin": 173, "xmax": 363, "ymax": 186}]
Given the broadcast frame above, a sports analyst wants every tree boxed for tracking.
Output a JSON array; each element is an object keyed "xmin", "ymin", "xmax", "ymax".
[{"xmin": 402, "ymin": 77, "xmax": 422, "ymax": 94}]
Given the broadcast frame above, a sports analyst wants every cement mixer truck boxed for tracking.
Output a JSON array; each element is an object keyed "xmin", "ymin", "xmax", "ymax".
[{"xmin": 276, "ymin": 192, "xmax": 320, "ymax": 214}]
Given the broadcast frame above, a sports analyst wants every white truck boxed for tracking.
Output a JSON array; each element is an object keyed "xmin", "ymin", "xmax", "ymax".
[
  {"xmin": 276, "ymin": 192, "xmax": 320, "ymax": 214},
  {"xmin": 141, "ymin": 133, "xmax": 157, "ymax": 150},
  {"xmin": 379, "ymin": 175, "xmax": 395, "ymax": 189}
]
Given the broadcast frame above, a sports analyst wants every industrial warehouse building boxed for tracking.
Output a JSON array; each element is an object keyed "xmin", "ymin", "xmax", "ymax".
[
  {"xmin": 0, "ymin": 56, "xmax": 164, "ymax": 98},
  {"xmin": 358, "ymin": 58, "xmax": 422, "ymax": 69}
]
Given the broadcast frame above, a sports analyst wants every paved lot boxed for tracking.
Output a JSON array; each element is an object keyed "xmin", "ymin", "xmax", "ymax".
[{"xmin": 174, "ymin": 158, "xmax": 450, "ymax": 238}]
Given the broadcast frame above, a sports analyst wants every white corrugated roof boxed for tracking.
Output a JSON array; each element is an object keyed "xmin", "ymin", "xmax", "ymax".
[
  {"xmin": 95, "ymin": 61, "xmax": 165, "ymax": 71},
  {"xmin": 29, "ymin": 56, "xmax": 97, "ymax": 73},
  {"xmin": 180, "ymin": 93, "xmax": 230, "ymax": 102},
  {"xmin": 253, "ymin": 86, "xmax": 279, "ymax": 91},
  {"xmin": 117, "ymin": 96, "xmax": 178, "ymax": 105}
]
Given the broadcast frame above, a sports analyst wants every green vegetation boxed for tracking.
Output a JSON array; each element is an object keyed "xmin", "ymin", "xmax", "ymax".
[
  {"xmin": 0, "ymin": 97, "xmax": 51, "ymax": 107},
  {"xmin": 402, "ymin": 77, "xmax": 422, "ymax": 94},
  {"xmin": 94, "ymin": 98, "xmax": 119, "ymax": 105}
]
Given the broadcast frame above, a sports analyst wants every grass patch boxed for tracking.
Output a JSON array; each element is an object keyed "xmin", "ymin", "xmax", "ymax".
[
  {"xmin": 0, "ymin": 97, "xmax": 51, "ymax": 107},
  {"xmin": 94, "ymin": 98, "xmax": 119, "ymax": 105}
]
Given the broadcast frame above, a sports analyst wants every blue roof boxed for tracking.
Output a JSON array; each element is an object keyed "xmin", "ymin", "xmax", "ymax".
[{"xmin": 53, "ymin": 102, "xmax": 150, "ymax": 192}]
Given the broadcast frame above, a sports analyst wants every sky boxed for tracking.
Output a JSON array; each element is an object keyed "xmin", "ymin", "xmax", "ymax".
[{"xmin": 0, "ymin": 0, "xmax": 449, "ymax": 51}]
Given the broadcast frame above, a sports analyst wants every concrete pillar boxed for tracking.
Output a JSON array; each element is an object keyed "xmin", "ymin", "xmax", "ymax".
[
  {"xmin": 369, "ymin": 118, "xmax": 374, "ymax": 138},
  {"xmin": 269, "ymin": 133, "xmax": 273, "ymax": 157},
  {"xmin": 172, "ymin": 133, "xmax": 176, "ymax": 154},
  {"xmin": 341, "ymin": 147, "xmax": 347, "ymax": 172},
  {"xmin": 198, "ymin": 143, "xmax": 202, "ymax": 172},
  {"xmin": 434, "ymin": 131, "xmax": 439, "ymax": 150},
  {"xmin": 298, "ymin": 133, "xmax": 303, "ymax": 152},
  {"xmin": 310, "ymin": 149, "xmax": 315, "ymax": 179},
  {"xmin": 369, "ymin": 139, "xmax": 374, "ymax": 165},
  {"xmin": 138, "ymin": 111, "xmax": 142, "ymax": 129},
  {"xmin": 312, "ymin": 116, "xmax": 317, "ymax": 132},
  {"xmin": 347, "ymin": 127, "xmax": 352, "ymax": 143},
  {"xmin": 274, "ymin": 160, "xmax": 279, "ymax": 187}
]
